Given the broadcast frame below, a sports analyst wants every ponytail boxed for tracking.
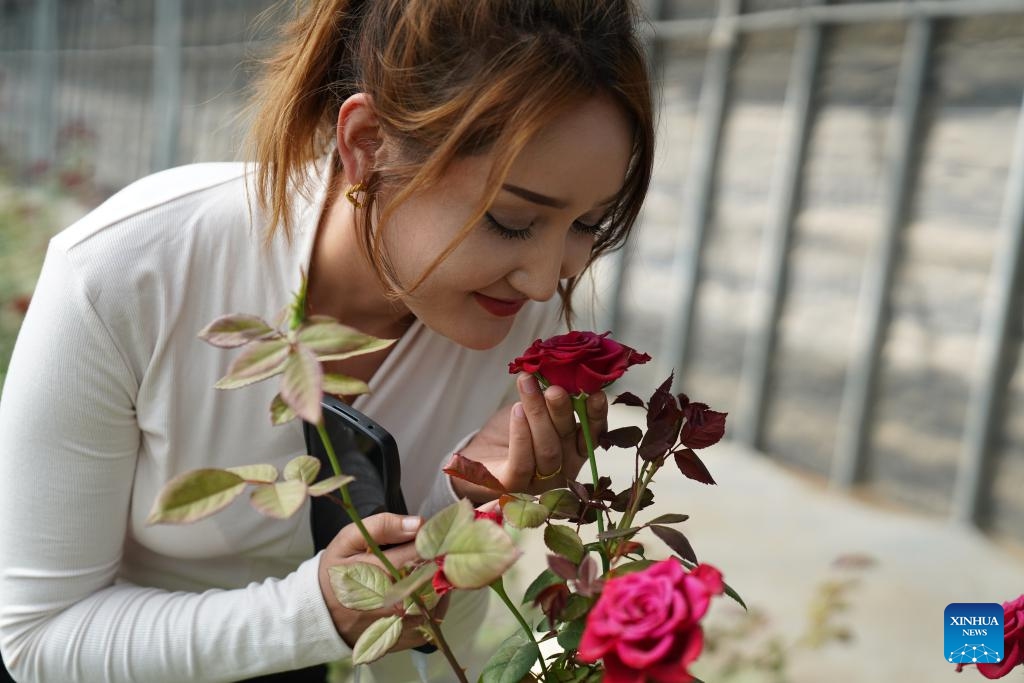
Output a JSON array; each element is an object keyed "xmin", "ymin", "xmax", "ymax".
[{"xmin": 247, "ymin": 0, "xmax": 364, "ymax": 242}]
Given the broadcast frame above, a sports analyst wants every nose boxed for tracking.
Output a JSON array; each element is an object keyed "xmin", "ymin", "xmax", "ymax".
[{"xmin": 510, "ymin": 230, "xmax": 592, "ymax": 302}]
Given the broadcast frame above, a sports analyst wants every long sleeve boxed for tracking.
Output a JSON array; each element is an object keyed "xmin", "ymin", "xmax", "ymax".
[{"xmin": 0, "ymin": 244, "xmax": 349, "ymax": 682}]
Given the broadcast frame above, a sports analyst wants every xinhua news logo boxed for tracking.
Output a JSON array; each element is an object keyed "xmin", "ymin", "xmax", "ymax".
[{"xmin": 946, "ymin": 603, "xmax": 1004, "ymax": 665}]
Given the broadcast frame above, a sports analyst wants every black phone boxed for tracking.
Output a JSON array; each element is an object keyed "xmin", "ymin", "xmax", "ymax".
[{"xmin": 303, "ymin": 395, "xmax": 409, "ymax": 553}]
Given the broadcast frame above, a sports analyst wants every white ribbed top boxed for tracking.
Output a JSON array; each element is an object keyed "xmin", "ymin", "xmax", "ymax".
[{"xmin": 0, "ymin": 162, "xmax": 561, "ymax": 682}]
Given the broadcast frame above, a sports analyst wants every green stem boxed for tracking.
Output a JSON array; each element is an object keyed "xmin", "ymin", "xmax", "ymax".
[
  {"xmin": 571, "ymin": 396, "xmax": 608, "ymax": 575},
  {"xmin": 316, "ymin": 423, "xmax": 467, "ymax": 682},
  {"xmin": 491, "ymin": 577, "xmax": 550, "ymax": 681}
]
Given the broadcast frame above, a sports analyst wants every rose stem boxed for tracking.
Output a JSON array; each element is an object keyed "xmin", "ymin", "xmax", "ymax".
[
  {"xmin": 316, "ymin": 424, "xmax": 468, "ymax": 683},
  {"xmin": 490, "ymin": 577, "xmax": 551, "ymax": 680},
  {"xmin": 570, "ymin": 396, "xmax": 609, "ymax": 575}
]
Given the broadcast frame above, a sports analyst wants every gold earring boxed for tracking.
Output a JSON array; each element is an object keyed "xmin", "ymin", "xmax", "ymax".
[{"xmin": 345, "ymin": 182, "xmax": 365, "ymax": 208}]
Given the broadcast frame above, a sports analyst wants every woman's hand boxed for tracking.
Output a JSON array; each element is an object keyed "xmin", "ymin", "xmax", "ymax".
[
  {"xmin": 453, "ymin": 374, "xmax": 608, "ymax": 504},
  {"xmin": 317, "ymin": 513, "xmax": 444, "ymax": 651}
]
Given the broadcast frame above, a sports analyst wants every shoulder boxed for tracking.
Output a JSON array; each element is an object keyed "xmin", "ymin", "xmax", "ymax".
[{"xmin": 51, "ymin": 162, "xmax": 251, "ymax": 255}]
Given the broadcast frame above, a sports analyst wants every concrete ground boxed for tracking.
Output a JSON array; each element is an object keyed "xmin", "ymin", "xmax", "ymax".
[{"xmin": 504, "ymin": 404, "xmax": 1024, "ymax": 683}]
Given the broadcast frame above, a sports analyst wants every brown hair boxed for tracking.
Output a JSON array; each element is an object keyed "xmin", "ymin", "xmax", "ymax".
[{"xmin": 248, "ymin": 0, "xmax": 654, "ymax": 324}]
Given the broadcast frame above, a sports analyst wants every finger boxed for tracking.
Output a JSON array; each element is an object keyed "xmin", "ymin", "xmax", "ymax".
[
  {"xmin": 543, "ymin": 385, "xmax": 577, "ymax": 447},
  {"xmin": 331, "ymin": 513, "xmax": 421, "ymax": 557},
  {"xmin": 517, "ymin": 374, "xmax": 562, "ymax": 478},
  {"xmin": 505, "ymin": 401, "xmax": 537, "ymax": 489}
]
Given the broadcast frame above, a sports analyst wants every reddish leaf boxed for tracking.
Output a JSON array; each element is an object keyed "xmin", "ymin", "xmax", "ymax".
[
  {"xmin": 572, "ymin": 556, "xmax": 604, "ymax": 597},
  {"xmin": 443, "ymin": 453, "xmax": 508, "ymax": 494},
  {"xmin": 198, "ymin": 314, "xmax": 275, "ymax": 348},
  {"xmin": 680, "ymin": 402, "xmax": 728, "ymax": 449},
  {"xmin": 650, "ymin": 524, "xmax": 698, "ymax": 564},
  {"xmin": 597, "ymin": 426, "xmax": 643, "ymax": 450},
  {"xmin": 534, "ymin": 583, "xmax": 570, "ymax": 624},
  {"xmin": 612, "ymin": 391, "xmax": 644, "ymax": 408},
  {"xmin": 280, "ymin": 346, "xmax": 324, "ymax": 425},
  {"xmin": 547, "ymin": 554, "xmax": 578, "ymax": 581},
  {"xmin": 673, "ymin": 448, "xmax": 716, "ymax": 485},
  {"xmin": 566, "ymin": 479, "xmax": 590, "ymax": 503}
]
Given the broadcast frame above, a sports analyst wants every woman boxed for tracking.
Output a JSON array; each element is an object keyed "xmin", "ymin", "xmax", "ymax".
[{"xmin": 0, "ymin": 0, "xmax": 654, "ymax": 680}]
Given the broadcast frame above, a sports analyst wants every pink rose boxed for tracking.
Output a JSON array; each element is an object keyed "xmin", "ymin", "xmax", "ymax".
[
  {"xmin": 577, "ymin": 559, "xmax": 723, "ymax": 683},
  {"xmin": 509, "ymin": 331, "xmax": 650, "ymax": 396},
  {"xmin": 958, "ymin": 595, "xmax": 1024, "ymax": 679}
]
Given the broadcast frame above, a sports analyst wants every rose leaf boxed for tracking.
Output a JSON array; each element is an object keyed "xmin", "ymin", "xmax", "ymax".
[
  {"xmin": 249, "ymin": 480, "xmax": 308, "ymax": 519},
  {"xmin": 612, "ymin": 391, "xmax": 645, "ymax": 408},
  {"xmin": 214, "ymin": 338, "xmax": 290, "ymax": 390},
  {"xmin": 441, "ymin": 519, "xmax": 519, "ymax": 589},
  {"xmin": 416, "ymin": 499, "xmax": 474, "ymax": 559},
  {"xmin": 501, "ymin": 499, "xmax": 548, "ymax": 529},
  {"xmin": 269, "ymin": 393, "xmax": 297, "ymax": 425},
  {"xmin": 225, "ymin": 464, "xmax": 278, "ymax": 484},
  {"xmin": 597, "ymin": 426, "xmax": 643, "ymax": 450},
  {"xmin": 479, "ymin": 633, "xmax": 540, "ymax": 683},
  {"xmin": 147, "ymin": 469, "xmax": 246, "ymax": 524},
  {"xmin": 381, "ymin": 561, "xmax": 438, "ymax": 609},
  {"xmin": 284, "ymin": 454, "xmax": 321, "ymax": 484},
  {"xmin": 328, "ymin": 562, "xmax": 391, "ymax": 611},
  {"xmin": 307, "ymin": 474, "xmax": 355, "ymax": 497},
  {"xmin": 650, "ymin": 524, "xmax": 698, "ymax": 564},
  {"xmin": 673, "ymin": 448, "xmax": 716, "ymax": 485},
  {"xmin": 352, "ymin": 614, "xmax": 403, "ymax": 665},
  {"xmin": 443, "ymin": 453, "xmax": 509, "ymax": 494},
  {"xmin": 544, "ymin": 525, "xmax": 585, "ymax": 564},
  {"xmin": 198, "ymin": 314, "xmax": 275, "ymax": 348},
  {"xmin": 280, "ymin": 346, "xmax": 324, "ymax": 425}
]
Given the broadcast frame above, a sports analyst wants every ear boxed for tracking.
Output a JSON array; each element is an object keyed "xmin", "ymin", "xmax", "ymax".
[{"xmin": 336, "ymin": 93, "xmax": 382, "ymax": 186}]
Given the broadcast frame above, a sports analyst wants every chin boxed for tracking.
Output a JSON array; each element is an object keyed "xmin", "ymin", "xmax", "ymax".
[{"xmin": 441, "ymin": 318, "xmax": 515, "ymax": 351}]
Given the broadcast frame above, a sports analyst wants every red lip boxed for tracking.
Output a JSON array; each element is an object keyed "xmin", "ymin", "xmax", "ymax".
[{"xmin": 474, "ymin": 293, "xmax": 526, "ymax": 317}]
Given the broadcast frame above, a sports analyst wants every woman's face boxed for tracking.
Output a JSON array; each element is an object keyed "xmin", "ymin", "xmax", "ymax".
[{"xmin": 382, "ymin": 94, "xmax": 634, "ymax": 350}]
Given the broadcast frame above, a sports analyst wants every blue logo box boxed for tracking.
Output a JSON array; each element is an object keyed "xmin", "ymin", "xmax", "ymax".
[{"xmin": 946, "ymin": 603, "xmax": 1004, "ymax": 665}]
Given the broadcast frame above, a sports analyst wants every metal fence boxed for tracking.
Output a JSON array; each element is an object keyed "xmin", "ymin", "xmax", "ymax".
[{"xmin": 0, "ymin": 0, "xmax": 1022, "ymax": 543}]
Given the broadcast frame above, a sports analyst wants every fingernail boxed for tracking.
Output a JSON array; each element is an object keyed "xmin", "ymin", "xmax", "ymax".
[
  {"xmin": 513, "ymin": 402, "xmax": 525, "ymax": 419},
  {"xmin": 519, "ymin": 374, "xmax": 539, "ymax": 394},
  {"xmin": 402, "ymin": 516, "xmax": 421, "ymax": 532}
]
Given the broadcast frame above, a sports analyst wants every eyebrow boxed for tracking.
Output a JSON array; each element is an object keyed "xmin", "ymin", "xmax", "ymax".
[{"xmin": 501, "ymin": 183, "xmax": 618, "ymax": 210}]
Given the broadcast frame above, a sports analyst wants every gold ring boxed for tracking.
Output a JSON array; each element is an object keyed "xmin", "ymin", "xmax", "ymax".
[{"xmin": 533, "ymin": 463, "xmax": 562, "ymax": 481}]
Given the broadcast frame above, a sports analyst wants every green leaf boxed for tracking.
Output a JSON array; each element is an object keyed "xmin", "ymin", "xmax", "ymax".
[
  {"xmin": 381, "ymin": 561, "xmax": 438, "ymax": 609},
  {"xmin": 646, "ymin": 513, "xmax": 690, "ymax": 525},
  {"xmin": 198, "ymin": 314, "xmax": 275, "ymax": 348},
  {"xmin": 328, "ymin": 562, "xmax": 392, "ymax": 611},
  {"xmin": 596, "ymin": 526, "xmax": 641, "ymax": 541},
  {"xmin": 557, "ymin": 618, "xmax": 585, "ymax": 651},
  {"xmin": 321, "ymin": 373, "xmax": 371, "ymax": 397},
  {"xmin": 249, "ymin": 480, "xmax": 308, "ymax": 519},
  {"xmin": 501, "ymin": 499, "xmax": 549, "ymax": 529},
  {"xmin": 284, "ymin": 454, "xmax": 321, "ymax": 484},
  {"xmin": 298, "ymin": 320, "xmax": 395, "ymax": 358},
  {"xmin": 214, "ymin": 338, "xmax": 290, "ymax": 390},
  {"xmin": 479, "ymin": 633, "xmax": 540, "ymax": 683},
  {"xmin": 544, "ymin": 525, "xmax": 584, "ymax": 564},
  {"xmin": 539, "ymin": 488, "xmax": 579, "ymax": 518},
  {"xmin": 561, "ymin": 593, "xmax": 592, "ymax": 622},
  {"xmin": 609, "ymin": 559, "xmax": 655, "ymax": 577},
  {"xmin": 441, "ymin": 519, "xmax": 519, "ymax": 589},
  {"xmin": 308, "ymin": 474, "xmax": 354, "ymax": 496},
  {"xmin": 280, "ymin": 346, "xmax": 323, "ymax": 425},
  {"xmin": 351, "ymin": 614, "xmax": 402, "ymax": 665},
  {"xmin": 147, "ymin": 469, "xmax": 246, "ymax": 524},
  {"xmin": 416, "ymin": 499, "xmax": 474, "ymax": 559},
  {"xmin": 522, "ymin": 568, "xmax": 563, "ymax": 605},
  {"xmin": 270, "ymin": 393, "xmax": 297, "ymax": 425},
  {"xmin": 225, "ymin": 464, "xmax": 278, "ymax": 483}
]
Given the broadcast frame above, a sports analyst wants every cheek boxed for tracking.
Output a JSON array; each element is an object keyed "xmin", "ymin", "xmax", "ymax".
[{"xmin": 562, "ymin": 236, "xmax": 596, "ymax": 279}]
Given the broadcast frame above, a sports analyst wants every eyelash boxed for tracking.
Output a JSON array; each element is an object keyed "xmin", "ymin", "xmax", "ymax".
[{"xmin": 484, "ymin": 213, "xmax": 604, "ymax": 241}]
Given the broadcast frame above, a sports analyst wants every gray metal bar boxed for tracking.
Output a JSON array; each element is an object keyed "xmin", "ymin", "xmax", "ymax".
[
  {"xmin": 952, "ymin": 89, "xmax": 1024, "ymax": 527},
  {"xmin": 600, "ymin": 0, "xmax": 668, "ymax": 335},
  {"xmin": 649, "ymin": 0, "xmax": 1024, "ymax": 41},
  {"xmin": 735, "ymin": 2, "xmax": 825, "ymax": 449},
  {"xmin": 662, "ymin": 0, "xmax": 740, "ymax": 379},
  {"xmin": 831, "ymin": 18, "xmax": 932, "ymax": 488},
  {"xmin": 152, "ymin": 0, "xmax": 184, "ymax": 172},
  {"xmin": 27, "ymin": 0, "xmax": 58, "ymax": 171}
]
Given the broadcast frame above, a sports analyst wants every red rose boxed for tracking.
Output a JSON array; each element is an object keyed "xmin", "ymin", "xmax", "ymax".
[
  {"xmin": 508, "ymin": 331, "xmax": 650, "ymax": 396},
  {"xmin": 958, "ymin": 595, "xmax": 1024, "ymax": 679},
  {"xmin": 577, "ymin": 559, "xmax": 723, "ymax": 683},
  {"xmin": 432, "ymin": 557, "xmax": 454, "ymax": 597}
]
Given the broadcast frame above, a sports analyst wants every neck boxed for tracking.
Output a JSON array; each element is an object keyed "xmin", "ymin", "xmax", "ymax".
[{"xmin": 306, "ymin": 179, "xmax": 413, "ymax": 335}]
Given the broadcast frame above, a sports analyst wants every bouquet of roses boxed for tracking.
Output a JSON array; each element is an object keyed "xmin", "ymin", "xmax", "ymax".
[{"xmin": 149, "ymin": 283, "xmax": 741, "ymax": 683}]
